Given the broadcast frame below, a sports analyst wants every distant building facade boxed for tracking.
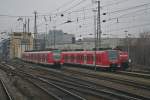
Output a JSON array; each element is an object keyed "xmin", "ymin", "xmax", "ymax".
[
  {"xmin": 53, "ymin": 37, "xmax": 138, "ymax": 50},
  {"xmin": 10, "ymin": 32, "xmax": 33, "ymax": 58},
  {"xmin": 33, "ymin": 33, "xmax": 46, "ymax": 50},
  {"xmin": 46, "ymin": 30, "xmax": 75, "ymax": 48},
  {"xmin": 0, "ymin": 39, "xmax": 10, "ymax": 61}
]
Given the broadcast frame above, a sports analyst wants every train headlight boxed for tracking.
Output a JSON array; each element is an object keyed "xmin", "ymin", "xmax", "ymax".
[{"xmin": 128, "ymin": 59, "xmax": 131, "ymax": 63}]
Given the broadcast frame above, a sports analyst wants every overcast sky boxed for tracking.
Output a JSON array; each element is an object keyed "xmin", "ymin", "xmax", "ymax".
[{"xmin": 0, "ymin": 0, "xmax": 150, "ymax": 39}]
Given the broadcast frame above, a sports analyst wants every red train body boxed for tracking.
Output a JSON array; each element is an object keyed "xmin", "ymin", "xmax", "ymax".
[
  {"xmin": 21, "ymin": 49, "xmax": 129, "ymax": 71},
  {"xmin": 118, "ymin": 51, "xmax": 129, "ymax": 70},
  {"xmin": 62, "ymin": 50, "xmax": 129, "ymax": 70},
  {"xmin": 22, "ymin": 50, "xmax": 64, "ymax": 67}
]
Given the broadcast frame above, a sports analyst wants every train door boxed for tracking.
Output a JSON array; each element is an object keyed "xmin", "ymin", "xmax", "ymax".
[
  {"xmin": 80, "ymin": 53, "xmax": 84, "ymax": 64},
  {"xmin": 70, "ymin": 54, "xmax": 74, "ymax": 63},
  {"xmin": 96, "ymin": 53, "xmax": 101, "ymax": 65},
  {"xmin": 83, "ymin": 52, "xmax": 87, "ymax": 65},
  {"xmin": 74, "ymin": 53, "xmax": 77, "ymax": 64},
  {"xmin": 87, "ymin": 52, "xmax": 94, "ymax": 65},
  {"xmin": 47, "ymin": 52, "xmax": 53, "ymax": 64},
  {"xmin": 64, "ymin": 53, "xmax": 68, "ymax": 63},
  {"xmin": 76, "ymin": 53, "xmax": 80, "ymax": 64}
]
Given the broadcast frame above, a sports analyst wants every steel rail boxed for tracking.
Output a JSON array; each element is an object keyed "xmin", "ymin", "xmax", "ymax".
[
  {"xmin": 116, "ymin": 71, "xmax": 150, "ymax": 79},
  {"xmin": 0, "ymin": 63, "xmax": 86, "ymax": 100},
  {"xmin": 2, "ymin": 62, "xmax": 150, "ymax": 100},
  {"xmin": 63, "ymin": 68, "xmax": 150, "ymax": 91},
  {"xmin": 0, "ymin": 78, "xmax": 13, "ymax": 100},
  {"xmin": 37, "ymin": 71, "xmax": 149, "ymax": 100},
  {"xmin": 39, "ymin": 75, "xmax": 141, "ymax": 100}
]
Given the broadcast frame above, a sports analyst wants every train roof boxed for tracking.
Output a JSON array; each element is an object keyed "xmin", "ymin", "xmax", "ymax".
[
  {"xmin": 23, "ymin": 51, "xmax": 51, "ymax": 53},
  {"xmin": 25, "ymin": 49, "xmax": 60, "ymax": 52},
  {"xmin": 62, "ymin": 50, "xmax": 118, "ymax": 54}
]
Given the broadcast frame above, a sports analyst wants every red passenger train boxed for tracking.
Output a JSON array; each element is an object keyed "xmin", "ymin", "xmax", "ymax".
[
  {"xmin": 62, "ymin": 50, "xmax": 129, "ymax": 70},
  {"xmin": 21, "ymin": 49, "xmax": 129, "ymax": 71},
  {"xmin": 22, "ymin": 50, "xmax": 64, "ymax": 67},
  {"xmin": 119, "ymin": 51, "xmax": 129, "ymax": 70}
]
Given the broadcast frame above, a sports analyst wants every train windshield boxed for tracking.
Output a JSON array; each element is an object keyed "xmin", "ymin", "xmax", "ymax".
[
  {"xmin": 53, "ymin": 50, "xmax": 61, "ymax": 60},
  {"xmin": 108, "ymin": 50, "xmax": 118, "ymax": 60}
]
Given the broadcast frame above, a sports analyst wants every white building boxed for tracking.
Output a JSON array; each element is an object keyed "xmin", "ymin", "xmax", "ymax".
[
  {"xmin": 54, "ymin": 37, "xmax": 126, "ymax": 50},
  {"xmin": 46, "ymin": 30, "xmax": 75, "ymax": 48}
]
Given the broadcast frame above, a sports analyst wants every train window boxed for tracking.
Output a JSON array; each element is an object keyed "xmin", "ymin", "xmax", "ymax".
[
  {"xmin": 42, "ymin": 54, "xmax": 44, "ymax": 62},
  {"xmin": 84, "ymin": 55, "xmax": 87, "ymax": 61},
  {"xmin": 53, "ymin": 50, "xmax": 61, "ymax": 60},
  {"xmin": 76, "ymin": 55, "xmax": 80, "ymax": 62},
  {"xmin": 96, "ymin": 55, "xmax": 100, "ymax": 62},
  {"xmin": 87, "ymin": 55, "xmax": 93, "ymax": 62},
  {"xmin": 71, "ymin": 56, "xmax": 72, "ymax": 60},
  {"xmin": 87, "ymin": 55, "xmax": 90, "ymax": 62},
  {"xmin": 64, "ymin": 56, "xmax": 68, "ymax": 61},
  {"xmin": 71, "ymin": 55, "xmax": 74, "ymax": 61},
  {"xmin": 81, "ymin": 55, "xmax": 84, "ymax": 61},
  {"xmin": 68, "ymin": 55, "xmax": 70, "ymax": 60},
  {"xmin": 44, "ymin": 54, "xmax": 46, "ymax": 62},
  {"xmin": 108, "ymin": 50, "xmax": 118, "ymax": 60},
  {"xmin": 91, "ymin": 55, "xmax": 93, "ymax": 61},
  {"xmin": 78, "ymin": 55, "xmax": 80, "ymax": 60},
  {"xmin": 79, "ymin": 55, "xmax": 81, "ymax": 61},
  {"xmin": 46, "ymin": 54, "xmax": 48, "ymax": 62}
]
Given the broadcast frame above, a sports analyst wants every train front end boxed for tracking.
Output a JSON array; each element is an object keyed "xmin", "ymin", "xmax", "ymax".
[
  {"xmin": 119, "ymin": 51, "xmax": 129, "ymax": 70},
  {"xmin": 107, "ymin": 50, "xmax": 120, "ymax": 71},
  {"xmin": 52, "ymin": 50, "xmax": 64, "ymax": 67}
]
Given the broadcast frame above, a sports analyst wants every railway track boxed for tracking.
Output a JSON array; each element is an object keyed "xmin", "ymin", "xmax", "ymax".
[
  {"xmin": 15, "ymin": 60, "xmax": 150, "ymax": 80},
  {"xmin": 2, "ymin": 61, "xmax": 150, "ymax": 100},
  {"xmin": 39, "ymin": 75, "xmax": 142, "ymax": 100},
  {"xmin": 0, "ymin": 62, "xmax": 142, "ymax": 100},
  {"xmin": 7, "ymin": 63, "xmax": 144, "ymax": 100},
  {"xmin": 62, "ymin": 67, "xmax": 150, "ymax": 90},
  {"xmin": 7, "ymin": 61, "xmax": 150, "ymax": 100},
  {"xmin": 0, "ymin": 63, "xmax": 86, "ymax": 100},
  {"xmin": 37, "ymin": 69, "xmax": 150, "ymax": 100},
  {"xmin": 0, "ymin": 78, "xmax": 13, "ymax": 100},
  {"xmin": 0, "ymin": 62, "xmax": 126, "ymax": 100},
  {"xmin": 34, "ymin": 66, "xmax": 150, "ymax": 100},
  {"xmin": 116, "ymin": 71, "xmax": 150, "ymax": 79}
]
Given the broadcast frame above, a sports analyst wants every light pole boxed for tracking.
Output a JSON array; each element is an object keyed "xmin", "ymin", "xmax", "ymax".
[
  {"xmin": 93, "ymin": 9, "xmax": 97, "ymax": 71},
  {"xmin": 92, "ymin": 0, "xmax": 102, "ymax": 71},
  {"xmin": 17, "ymin": 17, "xmax": 24, "ymax": 54},
  {"xmin": 44, "ymin": 23, "xmax": 48, "ymax": 50},
  {"xmin": 53, "ymin": 26, "xmax": 56, "ymax": 49},
  {"xmin": 97, "ymin": 0, "xmax": 102, "ymax": 50},
  {"xmin": 34, "ymin": 11, "xmax": 38, "ymax": 50},
  {"xmin": 124, "ymin": 30, "xmax": 129, "ymax": 55},
  {"xmin": 44, "ymin": 16, "xmax": 48, "ymax": 50}
]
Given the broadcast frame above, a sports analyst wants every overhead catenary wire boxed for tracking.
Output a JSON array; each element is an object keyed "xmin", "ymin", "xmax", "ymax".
[
  {"xmin": 39, "ymin": 1, "xmax": 150, "ymax": 25},
  {"xmin": 105, "ymin": 7, "xmax": 150, "ymax": 22},
  {"xmin": 104, "ymin": 22, "xmax": 150, "ymax": 33},
  {"xmin": 39, "ymin": 0, "xmax": 131, "ymax": 17},
  {"xmin": 31, "ymin": 0, "xmax": 89, "ymax": 29},
  {"xmin": 106, "ymin": 2, "xmax": 150, "ymax": 15},
  {"xmin": 1, "ymin": 0, "xmax": 150, "ymax": 35},
  {"xmin": 50, "ymin": 0, "xmax": 88, "ymax": 16},
  {"xmin": 101, "ymin": 0, "xmax": 130, "ymax": 8},
  {"xmin": 55, "ymin": 0, "xmax": 78, "ymax": 11},
  {"xmin": 35, "ymin": 5, "xmax": 150, "ymax": 30},
  {"xmin": 1, "ymin": 1, "xmax": 146, "ymax": 19},
  {"xmin": 0, "ymin": 14, "xmax": 33, "ymax": 18},
  {"xmin": 39, "ymin": 0, "xmax": 129, "ymax": 17}
]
